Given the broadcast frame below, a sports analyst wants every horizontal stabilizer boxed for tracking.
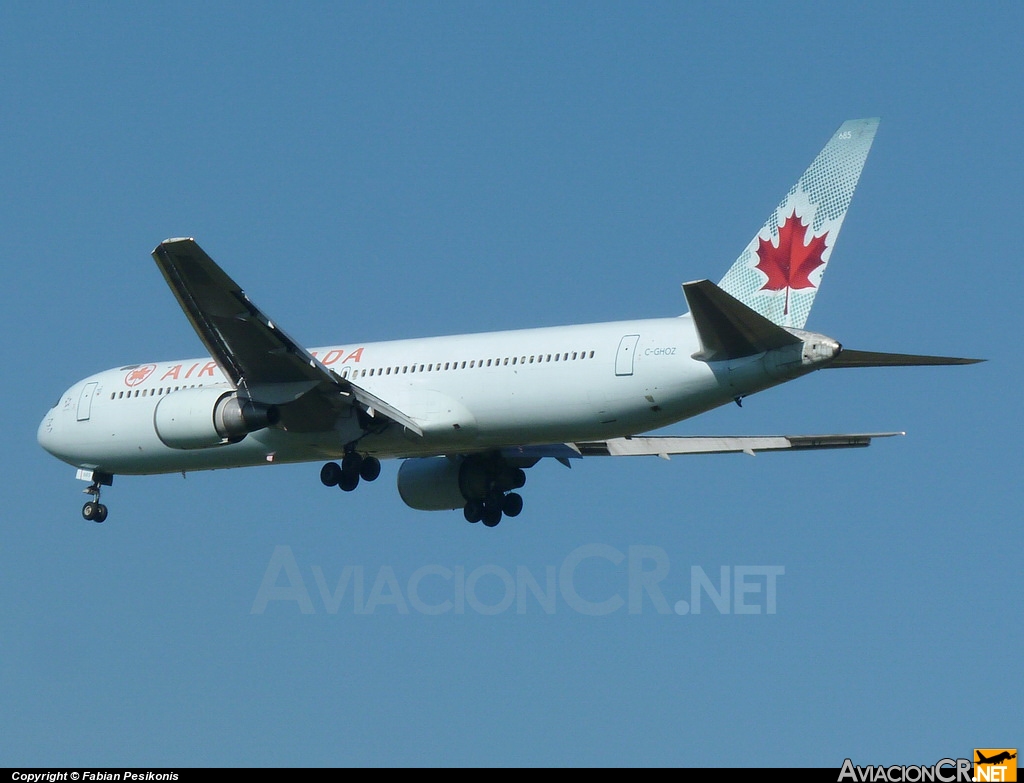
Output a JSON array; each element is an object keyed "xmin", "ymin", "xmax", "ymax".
[
  {"xmin": 683, "ymin": 279, "xmax": 802, "ymax": 362},
  {"xmin": 829, "ymin": 349, "xmax": 983, "ymax": 368}
]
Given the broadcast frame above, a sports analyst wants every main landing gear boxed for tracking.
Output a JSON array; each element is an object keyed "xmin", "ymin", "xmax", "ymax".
[
  {"xmin": 463, "ymin": 490, "xmax": 524, "ymax": 527},
  {"xmin": 459, "ymin": 457, "xmax": 527, "ymax": 527},
  {"xmin": 81, "ymin": 472, "xmax": 113, "ymax": 523},
  {"xmin": 320, "ymin": 451, "xmax": 382, "ymax": 493}
]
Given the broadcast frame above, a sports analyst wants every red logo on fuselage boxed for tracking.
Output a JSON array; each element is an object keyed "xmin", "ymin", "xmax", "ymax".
[{"xmin": 124, "ymin": 364, "xmax": 157, "ymax": 387}]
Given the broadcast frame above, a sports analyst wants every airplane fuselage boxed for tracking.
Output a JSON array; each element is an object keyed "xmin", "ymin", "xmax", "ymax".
[{"xmin": 38, "ymin": 314, "xmax": 827, "ymax": 476}]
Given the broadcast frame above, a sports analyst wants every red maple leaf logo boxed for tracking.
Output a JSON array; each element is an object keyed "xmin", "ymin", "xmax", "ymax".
[
  {"xmin": 125, "ymin": 364, "xmax": 156, "ymax": 387},
  {"xmin": 755, "ymin": 211, "xmax": 829, "ymax": 315}
]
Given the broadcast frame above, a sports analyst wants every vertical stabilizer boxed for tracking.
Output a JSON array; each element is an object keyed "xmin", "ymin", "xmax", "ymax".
[{"xmin": 717, "ymin": 118, "xmax": 879, "ymax": 329}]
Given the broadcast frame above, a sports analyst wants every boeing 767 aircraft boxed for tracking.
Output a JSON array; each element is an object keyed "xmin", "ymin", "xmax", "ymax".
[{"xmin": 38, "ymin": 118, "xmax": 979, "ymax": 526}]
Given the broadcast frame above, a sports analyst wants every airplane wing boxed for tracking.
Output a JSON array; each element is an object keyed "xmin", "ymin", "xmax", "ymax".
[
  {"xmin": 152, "ymin": 238, "xmax": 422, "ymax": 436},
  {"xmin": 501, "ymin": 433, "xmax": 902, "ymax": 464}
]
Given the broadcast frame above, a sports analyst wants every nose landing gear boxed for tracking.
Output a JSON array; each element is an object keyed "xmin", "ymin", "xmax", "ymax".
[{"xmin": 80, "ymin": 471, "xmax": 113, "ymax": 523}]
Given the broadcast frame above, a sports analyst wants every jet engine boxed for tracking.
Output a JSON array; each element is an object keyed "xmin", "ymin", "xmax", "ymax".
[
  {"xmin": 153, "ymin": 387, "xmax": 279, "ymax": 449},
  {"xmin": 397, "ymin": 455, "xmax": 527, "ymax": 511}
]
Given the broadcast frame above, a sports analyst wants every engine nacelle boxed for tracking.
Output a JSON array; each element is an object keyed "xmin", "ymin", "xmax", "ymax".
[
  {"xmin": 396, "ymin": 455, "xmax": 528, "ymax": 511},
  {"xmin": 397, "ymin": 456, "xmax": 466, "ymax": 511},
  {"xmin": 153, "ymin": 387, "xmax": 279, "ymax": 450}
]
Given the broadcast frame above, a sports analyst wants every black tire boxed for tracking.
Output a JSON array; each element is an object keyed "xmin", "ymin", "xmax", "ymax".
[
  {"xmin": 464, "ymin": 500, "xmax": 484, "ymax": 523},
  {"xmin": 94, "ymin": 504, "xmax": 108, "ymax": 523},
  {"xmin": 502, "ymin": 492, "xmax": 523, "ymax": 518},
  {"xmin": 320, "ymin": 462, "xmax": 342, "ymax": 487},
  {"xmin": 482, "ymin": 506, "xmax": 502, "ymax": 527},
  {"xmin": 338, "ymin": 472, "xmax": 360, "ymax": 492},
  {"xmin": 359, "ymin": 456, "xmax": 381, "ymax": 482},
  {"xmin": 511, "ymin": 468, "xmax": 527, "ymax": 489},
  {"xmin": 82, "ymin": 502, "xmax": 97, "ymax": 521}
]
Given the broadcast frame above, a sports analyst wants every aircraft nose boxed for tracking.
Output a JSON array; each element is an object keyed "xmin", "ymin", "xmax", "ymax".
[{"xmin": 37, "ymin": 410, "xmax": 57, "ymax": 455}]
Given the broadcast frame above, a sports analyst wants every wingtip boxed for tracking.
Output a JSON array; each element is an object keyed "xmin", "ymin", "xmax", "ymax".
[{"xmin": 153, "ymin": 237, "xmax": 197, "ymax": 256}]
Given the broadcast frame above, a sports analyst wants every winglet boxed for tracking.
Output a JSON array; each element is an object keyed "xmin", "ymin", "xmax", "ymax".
[{"xmin": 683, "ymin": 279, "xmax": 802, "ymax": 362}]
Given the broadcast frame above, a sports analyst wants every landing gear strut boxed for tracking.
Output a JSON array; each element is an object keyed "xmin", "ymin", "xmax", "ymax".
[
  {"xmin": 81, "ymin": 474, "xmax": 112, "ymax": 523},
  {"xmin": 320, "ymin": 451, "xmax": 381, "ymax": 493}
]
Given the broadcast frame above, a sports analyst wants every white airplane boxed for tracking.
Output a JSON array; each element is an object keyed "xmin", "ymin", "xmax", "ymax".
[{"xmin": 38, "ymin": 118, "xmax": 979, "ymax": 526}]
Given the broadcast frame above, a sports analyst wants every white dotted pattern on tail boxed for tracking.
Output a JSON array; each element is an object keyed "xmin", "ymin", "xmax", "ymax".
[{"xmin": 717, "ymin": 118, "xmax": 879, "ymax": 329}]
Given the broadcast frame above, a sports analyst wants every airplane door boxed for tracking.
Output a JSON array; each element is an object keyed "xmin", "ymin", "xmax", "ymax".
[
  {"xmin": 77, "ymin": 382, "xmax": 98, "ymax": 421},
  {"xmin": 615, "ymin": 334, "xmax": 640, "ymax": 376}
]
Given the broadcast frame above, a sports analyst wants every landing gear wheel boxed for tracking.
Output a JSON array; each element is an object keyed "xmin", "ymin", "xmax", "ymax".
[
  {"xmin": 502, "ymin": 492, "xmax": 523, "ymax": 518},
  {"xmin": 464, "ymin": 499, "xmax": 484, "ymax": 523},
  {"xmin": 359, "ymin": 456, "xmax": 381, "ymax": 482},
  {"xmin": 80, "ymin": 473, "xmax": 113, "ymax": 523},
  {"xmin": 482, "ymin": 505, "xmax": 502, "ymax": 527},
  {"xmin": 320, "ymin": 462, "xmax": 342, "ymax": 487},
  {"xmin": 511, "ymin": 468, "xmax": 527, "ymax": 489},
  {"xmin": 338, "ymin": 472, "xmax": 360, "ymax": 492}
]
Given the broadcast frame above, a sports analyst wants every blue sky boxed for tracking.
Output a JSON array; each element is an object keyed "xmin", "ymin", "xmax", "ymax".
[{"xmin": 3, "ymin": 1, "xmax": 1020, "ymax": 767}]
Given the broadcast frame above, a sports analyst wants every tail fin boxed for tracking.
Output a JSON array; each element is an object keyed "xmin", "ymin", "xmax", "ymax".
[{"xmin": 717, "ymin": 118, "xmax": 879, "ymax": 329}]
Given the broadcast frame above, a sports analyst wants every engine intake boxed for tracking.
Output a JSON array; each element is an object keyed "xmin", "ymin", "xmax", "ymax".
[{"xmin": 154, "ymin": 387, "xmax": 279, "ymax": 450}]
